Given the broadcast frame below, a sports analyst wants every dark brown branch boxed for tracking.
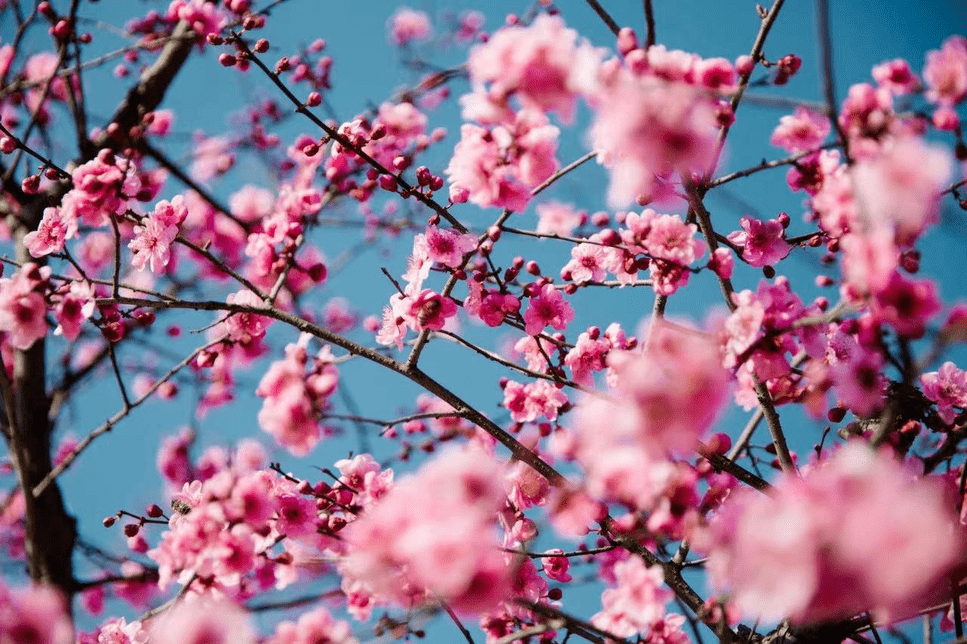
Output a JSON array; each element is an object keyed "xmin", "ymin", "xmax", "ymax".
[
  {"xmin": 583, "ymin": 0, "xmax": 621, "ymax": 36},
  {"xmin": 643, "ymin": 0, "xmax": 656, "ymax": 47}
]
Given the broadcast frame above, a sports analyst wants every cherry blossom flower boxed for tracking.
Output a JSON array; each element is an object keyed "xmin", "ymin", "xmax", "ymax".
[
  {"xmin": 445, "ymin": 108, "xmax": 559, "ymax": 211},
  {"xmin": 422, "ymin": 225, "xmax": 477, "ymax": 268},
  {"xmin": 872, "ymin": 58, "xmax": 919, "ymax": 94},
  {"xmin": 465, "ymin": 13, "xmax": 602, "ymax": 123},
  {"xmin": 540, "ymin": 549, "xmax": 572, "ymax": 583},
  {"xmin": 387, "ymin": 7, "xmax": 431, "ymax": 46},
  {"xmin": 921, "ymin": 362, "xmax": 967, "ymax": 425},
  {"xmin": 923, "ymin": 35, "xmax": 967, "ymax": 106},
  {"xmin": 23, "ymin": 206, "xmax": 77, "ymax": 257},
  {"xmin": 0, "ymin": 582, "xmax": 73, "ymax": 644},
  {"xmin": 701, "ymin": 444, "xmax": 964, "ymax": 623},
  {"xmin": 770, "ymin": 107, "xmax": 831, "ymax": 153},
  {"xmin": 223, "ymin": 290, "xmax": 270, "ymax": 346},
  {"xmin": 563, "ymin": 242, "xmax": 609, "ymax": 283},
  {"xmin": 66, "ymin": 150, "xmax": 141, "ymax": 226},
  {"xmin": 590, "ymin": 67, "xmax": 717, "ymax": 207},
  {"xmin": 256, "ymin": 337, "xmax": 338, "ymax": 455},
  {"xmin": 146, "ymin": 598, "xmax": 255, "ymax": 644},
  {"xmin": 53, "ymin": 280, "xmax": 95, "ymax": 341},
  {"xmin": 502, "ymin": 379, "xmax": 568, "ymax": 423},
  {"xmin": 129, "ymin": 216, "xmax": 178, "ymax": 273},
  {"xmin": 0, "ymin": 263, "xmax": 49, "ymax": 350},
  {"xmin": 871, "ymin": 272, "xmax": 942, "ymax": 339},
  {"xmin": 523, "ymin": 283, "xmax": 574, "ymax": 335},
  {"xmin": 727, "ymin": 215, "xmax": 791, "ymax": 268}
]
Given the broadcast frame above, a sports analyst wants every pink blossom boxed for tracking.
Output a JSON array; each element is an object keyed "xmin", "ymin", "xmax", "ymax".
[
  {"xmin": 406, "ymin": 288, "xmax": 458, "ymax": 331},
  {"xmin": 590, "ymin": 69, "xmax": 717, "ymax": 207},
  {"xmin": 502, "ymin": 378, "xmax": 568, "ymax": 423},
  {"xmin": 871, "ymin": 272, "xmax": 942, "ymax": 339},
  {"xmin": 445, "ymin": 109, "xmax": 559, "ymax": 211},
  {"xmin": 224, "ymin": 290, "xmax": 270, "ymax": 346},
  {"xmin": 266, "ymin": 606, "xmax": 357, "ymax": 644},
  {"xmin": 321, "ymin": 297, "xmax": 357, "ymax": 333},
  {"xmin": 829, "ymin": 342, "xmax": 886, "ymax": 416},
  {"xmin": 146, "ymin": 109, "xmax": 174, "ymax": 136},
  {"xmin": 523, "ymin": 284, "xmax": 574, "ymax": 335},
  {"xmin": 852, "ymin": 136, "xmax": 951, "ymax": 247},
  {"xmin": 563, "ymin": 242, "xmax": 608, "ymax": 283},
  {"xmin": 513, "ymin": 334, "xmax": 559, "ymax": 372},
  {"xmin": 770, "ymin": 107, "xmax": 831, "ymax": 153},
  {"xmin": 129, "ymin": 217, "xmax": 178, "ymax": 273},
  {"xmin": 94, "ymin": 617, "xmax": 146, "ymax": 643},
  {"xmin": 23, "ymin": 206, "xmax": 77, "ymax": 257},
  {"xmin": 256, "ymin": 338, "xmax": 338, "ymax": 455},
  {"xmin": 190, "ymin": 134, "xmax": 235, "ymax": 182},
  {"xmin": 839, "ymin": 227, "xmax": 898, "ymax": 295},
  {"xmin": 147, "ymin": 598, "xmax": 255, "ymax": 644},
  {"xmin": 53, "ymin": 281, "xmax": 95, "ymax": 341},
  {"xmin": 423, "ymin": 225, "xmax": 477, "ymax": 268},
  {"xmin": 67, "ymin": 150, "xmax": 141, "ymax": 226},
  {"xmin": 726, "ymin": 215, "xmax": 791, "ymax": 268},
  {"xmin": 540, "ymin": 549, "xmax": 572, "ymax": 583},
  {"xmin": 921, "ymin": 362, "xmax": 967, "ymax": 425},
  {"xmin": 872, "ymin": 58, "xmax": 919, "ymax": 94},
  {"xmin": 564, "ymin": 329, "xmax": 613, "ymax": 385},
  {"xmin": 709, "ymin": 247, "xmax": 734, "ymax": 279},
  {"xmin": 701, "ymin": 444, "xmax": 965, "ymax": 623},
  {"xmin": 0, "ymin": 263, "xmax": 49, "ymax": 350},
  {"xmin": 592, "ymin": 556, "xmax": 672, "ymax": 638},
  {"xmin": 573, "ymin": 323, "xmax": 727, "ymax": 514},
  {"xmin": 477, "ymin": 290, "xmax": 520, "ymax": 327},
  {"xmin": 465, "ymin": 14, "xmax": 601, "ymax": 123},
  {"xmin": 340, "ymin": 446, "xmax": 512, "ymax": 615},
  {"xmin": 229, "ymin": 185, "xmax": 274, "ymax": 223},
  {"xmin": 387, "ymin": 7, "xmax": 431, "ymax": 46},
  {"xmin": 619, "ymin": 209, "xmax": 706, "ymax": 294},
  {"xmin": 0, "ymin": 582, "xmax": 73, "ymax": 644},
  {"xmin": 167, "ymin": 0, "xmax": 228, "ymax": 40},
  {"xmin": 923, "ymin": 35, "xmax": 967, "ymax": 106}
]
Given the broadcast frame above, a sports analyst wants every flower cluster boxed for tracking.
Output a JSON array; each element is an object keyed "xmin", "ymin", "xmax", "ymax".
[
  {"xmin": 340, "ymin": 445, "xmax": 515, "ymax": 616},
  {"xmin": 255, "ymin": 335, "xmax": 339, "ymax": 455},
  {"xmin": 701, "ymin": 444, "xmax": 964, "ymax": 623}
]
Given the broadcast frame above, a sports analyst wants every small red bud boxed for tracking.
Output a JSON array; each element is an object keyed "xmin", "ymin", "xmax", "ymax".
[
  {"xmin": 218, "ymin": 53, "xmax": 237, "ymax": 67},
  {"xmin": 827, "ymin": 407, "xmax": 846, "ymax": 423},
  {"xmin": 307, "ymin": 263, "xmax": 327, "ymax": 282},
  {"xmin": 123, "ymin": 523, "xmax": 140, "ymax": 538},
  {"xmin": 526, "ymin": 261, "xmax": 541, "ymax": 276},
  {"xmin": 306, "ymin": 91, "xmax": 321, "ymax": 107},
  {"xmin": 254, "ymin": 38, "xmax": 269, "ymax": 53},
  {"xmin": 102, "ymin": 516, "xmax": 116, "ymax": 528},
  {"xmin": 21, "ymin": 175, "xmax": 40, "ymax": 194},
  {"xmin": 146, "ymin": 504, "xmax": 164, "ymax": 518}
]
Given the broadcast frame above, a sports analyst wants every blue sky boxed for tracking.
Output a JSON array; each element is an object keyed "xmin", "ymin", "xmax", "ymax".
[{"xmin": 2, "ymin": 0, "xmax": 967, "ymax": 641}]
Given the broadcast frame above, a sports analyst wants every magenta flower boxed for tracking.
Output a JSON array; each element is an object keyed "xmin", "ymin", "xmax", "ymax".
[
  {"xmin": 523, "ymin": 283, "xmax": 574, "ymax": 335},
  {"xmin": 727, "ymin": 216, "xmax": 791, "ymax": 268},
  {"xmin": 920, "ymin": 361, "xmax": 967, "ymax": 424}
]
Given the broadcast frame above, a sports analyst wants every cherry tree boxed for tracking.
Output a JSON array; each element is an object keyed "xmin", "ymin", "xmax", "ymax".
[{"xmin": 0, "ymin": 1, "xmax": 966, "ymax": 643}]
